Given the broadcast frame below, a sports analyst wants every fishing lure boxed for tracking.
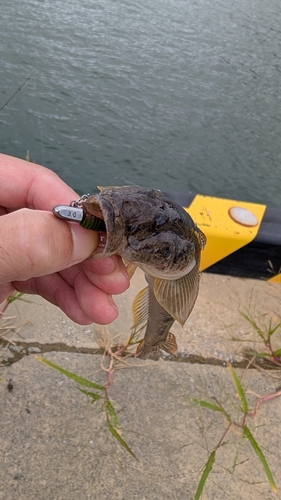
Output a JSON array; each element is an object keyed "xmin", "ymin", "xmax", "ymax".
[{"xmin": 53, "ymin": 194, "xmax": 106, "ymax": 231}]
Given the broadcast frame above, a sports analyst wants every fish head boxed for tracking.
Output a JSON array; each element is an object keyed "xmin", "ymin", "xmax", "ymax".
[{"xmin": 82, "ymin": 186, "xmax": 206, "ymax": 279}]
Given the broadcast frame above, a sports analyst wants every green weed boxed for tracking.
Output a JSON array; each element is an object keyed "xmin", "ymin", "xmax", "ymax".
[
  {"xmin": 187, "ymin": 363, "xmax": 280, "ymax": 499},
  {"xmin": 241, "ymin": 309, "xmax": 281, "ymax": 367},
  {"xmin": 35, "ymin": 343, "xmax": 139, "ymax": 461}
]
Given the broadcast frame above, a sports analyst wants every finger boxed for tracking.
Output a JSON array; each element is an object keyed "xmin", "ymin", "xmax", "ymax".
[
  {"xmin": 73, "ymin": 269, "xmax": 119, "ymax": 324},
  {"xmin": 59, "ymin": 255, "xmax": 129, "ymax": 296},
  {"xmin": 13, "ymin": 274, "xmax": 93, "ymax": 324},
  {"xmin": 83, "ymin": 255, "xmax": 130, "ymax": 295},
  {"xmin": 58, "ymin": 256, "xmax": 118, "ymax": 287},
  {"xmin": 0, "ymin": 153, "xmax": 77, "ymax": 210},
  {"xmin": 0, "ymin": 207, "xmax": 7, "ymax": 216},
  {"xmin": 0, "ymin": 209, "xmax": 99, "ymax": 284},
  {"xmin": 14, "ymin": 271, "xmax": 119, "ymax": 325},
  {"xmin": 0, "ymin": 283, "xmax": 14, "ymax": 304}
]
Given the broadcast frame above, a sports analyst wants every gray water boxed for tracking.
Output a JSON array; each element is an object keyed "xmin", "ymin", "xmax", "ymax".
[{"xmin": 1, "ymin": 0, "xmax": 281, "ymax": 206}]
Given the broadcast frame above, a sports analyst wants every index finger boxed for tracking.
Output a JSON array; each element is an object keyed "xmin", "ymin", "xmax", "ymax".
[{"xmin": 0, "ymin": 153, "xmax": 77, "ymax": 211}]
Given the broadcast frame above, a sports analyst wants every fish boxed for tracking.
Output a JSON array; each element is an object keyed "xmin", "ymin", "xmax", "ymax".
[{"xmin": 80, "ymin": 186, "xmax": 206, "ymax": 359}]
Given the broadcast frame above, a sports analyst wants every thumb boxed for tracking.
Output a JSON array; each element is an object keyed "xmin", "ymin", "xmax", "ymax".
[{"xmin": 0, "ymin": 208, "xmax": 99, "ymax": 283}]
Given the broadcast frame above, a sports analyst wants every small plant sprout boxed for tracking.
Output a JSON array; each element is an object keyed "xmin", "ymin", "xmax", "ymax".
[
  {"xmin": 36, "ymin": 354, "xmax": 138, "ymax": 461},
  {"xmin": 189, "ymin": 364, "xmax": 280, "ymax": 499},
  {"xmin": 241, "ymin": 309, "xmax": 281, "ymax": 367},
  {"xmin": 0, "ymin": 292, "xmax": 28, "ymax": 362}
]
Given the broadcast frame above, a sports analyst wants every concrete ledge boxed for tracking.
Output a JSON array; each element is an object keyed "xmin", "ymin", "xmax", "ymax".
[{"xmin": 2, "ymin": 270, "xmax": 280, "ymax": 367}]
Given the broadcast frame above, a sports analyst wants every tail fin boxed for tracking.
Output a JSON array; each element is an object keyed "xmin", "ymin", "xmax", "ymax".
[{"xmin": 136, "ymin": 332, "xmax": 178, "ymax": 359}]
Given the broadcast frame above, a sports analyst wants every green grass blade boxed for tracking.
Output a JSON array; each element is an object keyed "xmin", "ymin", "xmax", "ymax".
[
  {"xmin": 106, "ymin": 400, "xmax": 119, "ymax": 428},
  {"xmin": 107, "ymin": 421, "xmax": 138, "ymax": 461},
  {"xmin": 268, "ymin": 321, "xmax": 281, "ymax": 337},
  {"xmin": 6, "ymin": 292, "xmax": 24, "ymax": 303},
  {"xmin": 228, "ymin": 365, "xmax": 248, "ymax": 414},
  {"xmin": 78, "ymin": 388, "xmax": 102, "ymax": 402},
  {"xmin": 191, "ymin": 398, "xmax": 231, "ymax": 421},
  {"xmin": 243, "ymin": 425, "xmax": 277, "ymax": 494},
  {"xmin": 191, "ymin": 398, "xmax": 224, "ymax": 412},
  {"xmin": 36, "ymin": 357, "xmax": 105, "ymax": 390},
  {"xmin": 254, "ymin": 352, "xmax": 274, "ymax": 358},
  {"xmin": 194, "ymin": 450, "xmax": 216, "ymax": 500},
  {"xmin": 273, "ymin": 348, "xmax": 281, "ymax": 356},
  {"xmin": 240, "ymin": 311, "xmax": 265, "ymax": 340}
]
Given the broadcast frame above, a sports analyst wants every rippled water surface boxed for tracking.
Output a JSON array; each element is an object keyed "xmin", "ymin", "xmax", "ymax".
[{"xmin": 1, "ymin": 0, "xmax": 281, "ymax": 205}]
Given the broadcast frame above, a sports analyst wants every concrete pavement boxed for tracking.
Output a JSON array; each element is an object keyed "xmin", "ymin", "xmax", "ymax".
[{"xmin": 1, "ymin": 271, "xmax": 281, "ymax": 499}]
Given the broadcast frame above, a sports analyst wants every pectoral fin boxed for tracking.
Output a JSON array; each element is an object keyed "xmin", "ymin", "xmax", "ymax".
[{"xmin": 153, "ymin": 266, "xmax": 199, "ymax": 326}]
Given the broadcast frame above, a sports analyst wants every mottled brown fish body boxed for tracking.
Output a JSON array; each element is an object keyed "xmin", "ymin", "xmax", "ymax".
[
  {"xmin": 81, "ymin": 186, "xmax": 206, "ymax": 359},
  {"xmin": 135, "ymin": 264, "xmax": 201, "ymax": 359},
  {"xmin": 133, "ymin": 274, "xmax": 177, "ymax": 359}
]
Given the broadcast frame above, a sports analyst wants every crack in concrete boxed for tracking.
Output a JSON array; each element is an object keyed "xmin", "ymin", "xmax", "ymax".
[
  {"xmin": 0, "ymin": 341, "xmax": 103, "ymax": 367},
  {"xmin": 0, "ymin": 340, "xmax": 276, "ymax": 370}
]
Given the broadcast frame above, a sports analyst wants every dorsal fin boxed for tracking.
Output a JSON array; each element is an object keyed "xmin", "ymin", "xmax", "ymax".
[
  {"xmin": 153, "ymin": 266, "xmax": 199, "ymax": 327},
  {"xmin": 97, "ymin": 186, "xmax": 116, "ymax": 192}
]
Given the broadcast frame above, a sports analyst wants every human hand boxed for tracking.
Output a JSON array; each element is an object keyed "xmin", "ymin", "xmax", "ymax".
[{"xmin": 0, "ymin": 154, "xmax": 130, "ymax": 324}]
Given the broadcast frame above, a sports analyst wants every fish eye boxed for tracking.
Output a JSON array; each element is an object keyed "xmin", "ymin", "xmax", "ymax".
[
  {"xmin": 153, "ymin": 211, "xmax": 168, "ymax": 230},
  {"xmin": 122, "ymin": 199, "xmax": 133, "ymax": 213}
]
